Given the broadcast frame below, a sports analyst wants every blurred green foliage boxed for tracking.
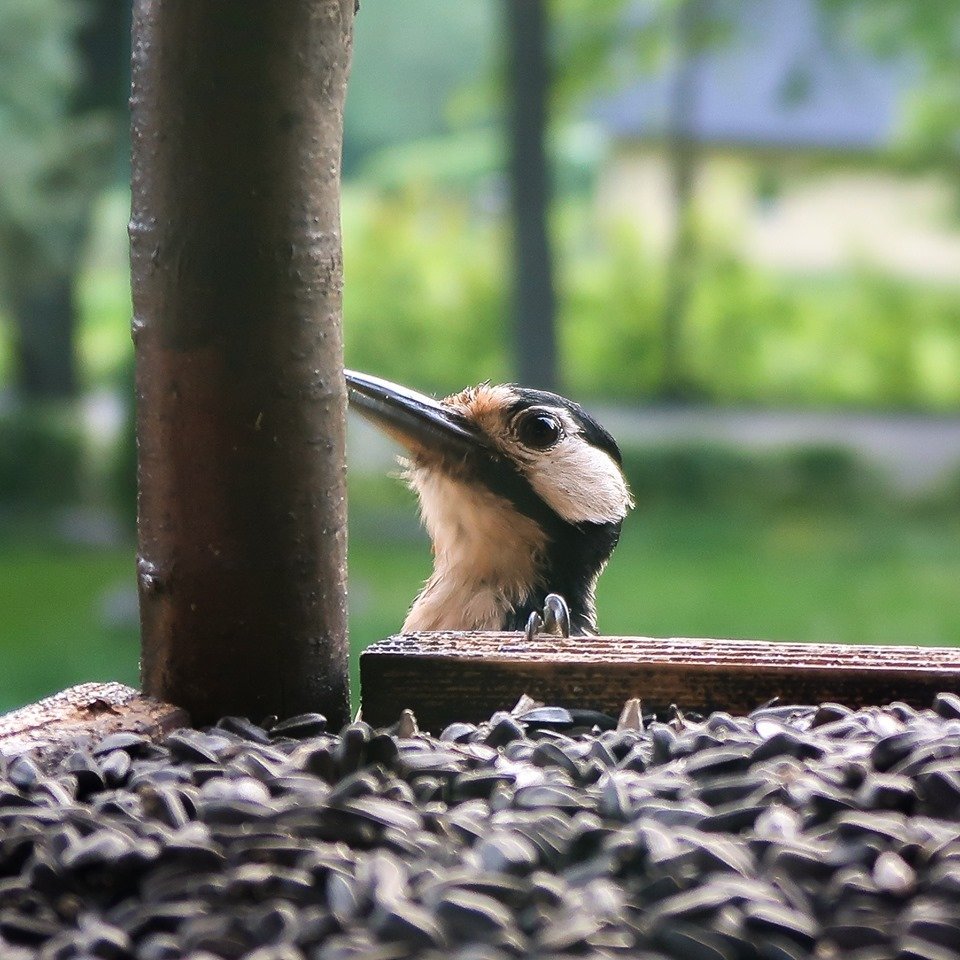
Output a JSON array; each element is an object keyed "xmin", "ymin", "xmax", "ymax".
[
  {"xmin": 343, "ymin": 0, "xmax": 498, "ymax": 171},
  {"xmin": 0, "ymin": 0, "xmax": 116, "ymax": 342},
  {"xmin": 0, "ymin": 1, "xmax": 108, "ymax": 282},
  {"xmin": 621, "ymin": 444, "xmax": 879, "ymax": 511},
  {"xmin": 340, "ymin": 183, "xmax": 960, "ymax": 408},
  {"xmin": 3, "ymin": 1, "xmax": 960, "ymax": 411},
  {"xmin": 823, "ymin": 0, "xmax": 960, "ymax": 174},
  {"xmin": 40, "ymin": 179, "xmax": 960, "ymax": 410},
  {"xmin": 356, "ymin": 124, "xmax": 604, "ymax": 197},
  {"xmin": 342, "ymin": 187, "xmax": 510, "ymax": 393},
  {"xmin": 0, "ymin": 407, "xmax": 84, "ymax": 506}
]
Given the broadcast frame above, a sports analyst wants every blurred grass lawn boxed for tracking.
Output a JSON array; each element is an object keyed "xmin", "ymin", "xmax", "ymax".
[{"xmin": 2, "ymin": 500, "xmax": 959, "ymax": 714}]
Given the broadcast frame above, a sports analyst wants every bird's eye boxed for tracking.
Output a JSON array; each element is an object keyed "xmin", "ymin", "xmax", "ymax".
[{"xmin": 516, "ymin": 411, "xmax": 563, "ymax": 449}]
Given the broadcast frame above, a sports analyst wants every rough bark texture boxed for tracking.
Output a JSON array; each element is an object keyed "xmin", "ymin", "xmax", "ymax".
[
  {"xmin": 361, "ymin": 633, "xmax": 960, "ymax": 731},
  {"xmin": 130, "ymin": 0, "xmax": 353, "ymax": 726},
  {"xmin": 0, "ymin": 682, "xmax": 187, "ymax": 766},
  {"xmin": 505, "ymin": 0, "xmax": 557, "ymax": 392}
]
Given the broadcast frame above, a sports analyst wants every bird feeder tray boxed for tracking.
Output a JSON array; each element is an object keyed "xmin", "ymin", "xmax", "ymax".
[{"xmin": 360, "ymin": 633, "xmax": 960, "ymax": 731}]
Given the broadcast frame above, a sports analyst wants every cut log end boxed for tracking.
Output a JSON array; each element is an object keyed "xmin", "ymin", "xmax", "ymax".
[{"xmin": 0, "ymin": 682, "xmax": 189, "ymax": 765}]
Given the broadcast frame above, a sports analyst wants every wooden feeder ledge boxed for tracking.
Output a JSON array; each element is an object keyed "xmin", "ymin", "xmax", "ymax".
[{"xmin": 360, "ymin": 632, "xmax": 960, "ymax": 732}]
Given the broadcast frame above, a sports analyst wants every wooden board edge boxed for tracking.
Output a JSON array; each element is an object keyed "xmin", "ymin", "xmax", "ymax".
[{"xmin": 360, "ymin": 632, "xmax": 960, "ymax": 730}]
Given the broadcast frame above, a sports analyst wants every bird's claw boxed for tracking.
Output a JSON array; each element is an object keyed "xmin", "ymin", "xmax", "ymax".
[
  {"xmin": 524, "ymin": 593, "xmax": 571, "ymax": 642},
  {"xmin": 543, "ymin": 593, "xmax": 571, "ymax": 636}
]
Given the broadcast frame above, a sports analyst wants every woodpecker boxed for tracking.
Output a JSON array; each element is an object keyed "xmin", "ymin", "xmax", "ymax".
[{"xmin": 345, "ymin": 370, "xmax": 633, "ymax": 637}]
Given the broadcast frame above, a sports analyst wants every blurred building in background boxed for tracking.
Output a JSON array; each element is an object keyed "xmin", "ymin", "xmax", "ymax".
[
  {"xmin": 596, "ymin": 0, "xmax": 960, "ymax": 282},
  {"xmin": 597, "ymin": 0, "xmax": 960, "ymax": 284}
]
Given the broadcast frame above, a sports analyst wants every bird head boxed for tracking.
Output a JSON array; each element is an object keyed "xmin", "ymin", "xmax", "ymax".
[{"xmin": 345, "ymin": 370, "xmax": 633, "ymax": 634}]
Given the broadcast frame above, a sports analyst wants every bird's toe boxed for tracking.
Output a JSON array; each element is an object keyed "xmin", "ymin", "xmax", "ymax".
[
  {"xmin": 524, "ymin": 593, "xmax": 571, "ymax": 641},
  {"xmin": 542, "ymin": 593, "xmax": 571, "ymax": 638}
]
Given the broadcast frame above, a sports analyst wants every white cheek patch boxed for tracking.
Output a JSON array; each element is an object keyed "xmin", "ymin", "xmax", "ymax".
[{"xmin": 524, "ymin": 439, "xmax": 633, "ymax": 525}]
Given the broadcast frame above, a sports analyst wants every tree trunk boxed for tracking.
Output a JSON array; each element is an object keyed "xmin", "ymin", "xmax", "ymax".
[
  {"xmin": 14, "ymin": 273, "xmax": 78, "ymax": 400},
  {"xmin": 505, "ymin": 0, "xmax": 557, "ymax": 392},
  {"xmin": 130, "ymin": 0, "xmax": 354, "ymax": 727},
  {"xmin": 660, "ymin": 0, "xmax": 705, "ymax": 401}
]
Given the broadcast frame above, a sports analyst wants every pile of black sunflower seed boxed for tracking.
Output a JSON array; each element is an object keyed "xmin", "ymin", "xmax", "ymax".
[{"xmin": 2, "ymin": 693, "xmax": 960, "ymax": 960}]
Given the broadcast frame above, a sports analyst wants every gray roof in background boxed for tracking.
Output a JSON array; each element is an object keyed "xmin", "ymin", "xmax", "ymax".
[{"xmin": 595, "ymin": 0, "xmax": 913, "ymax": 152}]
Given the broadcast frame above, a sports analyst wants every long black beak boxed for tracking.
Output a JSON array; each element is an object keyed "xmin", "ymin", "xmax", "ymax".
[{"xmin": 344, "ymin": 370, "xmax": 489, "ymax": 458}]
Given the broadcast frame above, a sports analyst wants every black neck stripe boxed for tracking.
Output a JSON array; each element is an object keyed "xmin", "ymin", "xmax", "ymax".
[{"xmin": 458, "ymin": 446, "xmax": 623, "ymax": 633}]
